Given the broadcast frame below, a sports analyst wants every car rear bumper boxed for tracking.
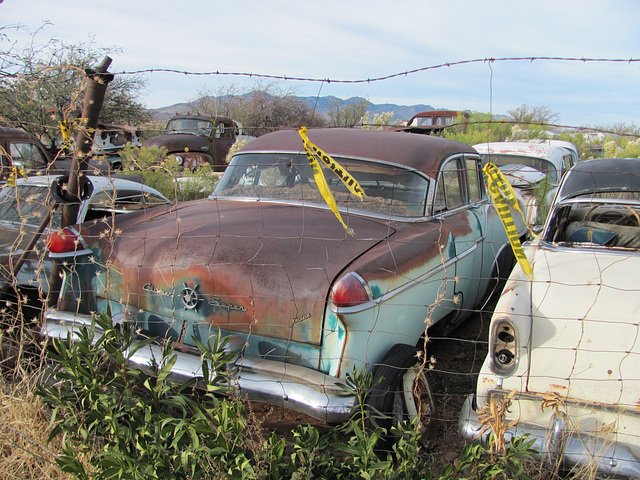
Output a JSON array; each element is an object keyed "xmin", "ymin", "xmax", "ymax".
[
  {"xmin": 459, "ymin": 393, "xmax": 640, "ymax": 479},
  {"xmin": 41, "ymin": 309, "xmax": 356, "ymax": 424}
]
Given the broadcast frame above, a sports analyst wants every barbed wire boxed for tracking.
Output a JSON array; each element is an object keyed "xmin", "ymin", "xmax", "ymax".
[{"xmin": 116, "ymin": 56, "xmax": 640, "ymax": 83}]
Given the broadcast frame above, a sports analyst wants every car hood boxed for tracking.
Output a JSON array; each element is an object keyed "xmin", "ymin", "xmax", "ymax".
[
  {"xmin": 142, "ymin": 134, "xmax": 207, "ymax": 153},
  {"xmin": 525, "ymin": 245, "xmax": 640, "ymax": 406},
  {"xmin": 89, "ymin": 199, "xmax": 395, "ymax": 345}
]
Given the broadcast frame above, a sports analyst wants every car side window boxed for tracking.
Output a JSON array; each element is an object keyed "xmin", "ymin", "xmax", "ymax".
[
  {"xmin": 434, "ymin": 158, "xmax": 465, "ymax": 212},
  {"xmin": 466, "ymin": 157, "xmax": 484, "ymax": 202},
  {"xmin": 562, "ymin": 154, "xmax": 575, "ymax": 174},
  {"xmin": 9, "ymin": 142, "xmax": 48, "ymax": 170}
]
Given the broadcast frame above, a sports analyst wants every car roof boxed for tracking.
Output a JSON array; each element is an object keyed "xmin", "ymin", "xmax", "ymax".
[
  {"xmin": 237, "ymin": 128, "xmax": 477, "ymax": 179},
  {"xmin": 527, "ymin": 139, "xmax": 578, "ymax": 159},
  {"xmin": 474, "ymin": 141, "xmax": 569, "ymax": 158},
  {"xmin": 556, "ymin": 158, "xmax": 640, "ymax": 201},
  {"xmin": 167, "ymin": 114, "xmax": 234, "ymax": 123},
  {"xmin": 473, "ymin": 141, "xmax": 576, "ymax": 168},
  {"xmin": 0, "ymin": 127, "xmax": 42, "ymax": 141}
]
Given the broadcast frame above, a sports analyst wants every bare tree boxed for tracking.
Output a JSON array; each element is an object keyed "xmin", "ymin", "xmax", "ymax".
[
  {"xmin": 507, "ymin": 105, "xmax": 560, "ymax": 126},
  {"xmin": 0, "ymin": 24, "xmax": 149, "ymax": 151},
  {"xmin": 327, "ymin": 98, "xmax": 370, "ymax": 127},
  {"xmin": 187, "ymin": 81, "xmax": 326, "ymax": 136}
]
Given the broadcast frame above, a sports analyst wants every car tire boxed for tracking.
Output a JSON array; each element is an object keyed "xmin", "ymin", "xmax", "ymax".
[{"xmin": 367, "ymin": 343, "xmax": 438, "ymax": 444}]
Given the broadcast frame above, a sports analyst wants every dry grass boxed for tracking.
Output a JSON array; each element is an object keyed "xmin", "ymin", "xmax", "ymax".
[{"xmin": 0, "ymin": 374, "xmax": 74, "ymax": 479}]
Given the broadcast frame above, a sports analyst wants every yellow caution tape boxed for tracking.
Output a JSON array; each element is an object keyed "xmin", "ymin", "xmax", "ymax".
[
  {"xmin": 7, "ymin": 166, "xmax": 26, "ymax": 187},
  {"xmin": 59, "ymin": 120, "xmax": 70, "ymax": 143},
  {"xmin": 483, "ymin": 163, "xmax": 533, "ymax": 278},
  {"xmin": 299, "ymin": 127, "xmax": 365, "ymax": 235}
]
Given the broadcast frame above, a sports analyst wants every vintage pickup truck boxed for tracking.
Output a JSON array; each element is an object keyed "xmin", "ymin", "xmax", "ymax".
[
  {"xmin": 142, "ymin": 115, "xmax": 254, "ymax": 172},
  {"xmin": 0, "ymin": 127, "xmax": 53, "ymax": 181}
]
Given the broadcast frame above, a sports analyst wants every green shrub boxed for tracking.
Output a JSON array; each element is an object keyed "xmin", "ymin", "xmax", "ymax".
[
  {"xmin": 38, "ymin": 312, "xmax": 245, "ymax": 479},
  {"xmin": 37, "ymin": 311, "xmax": 543, "ymax": 479},
  {"xmin": 118, "ymin": 145, "xmax": 220, "ymax": 202}
]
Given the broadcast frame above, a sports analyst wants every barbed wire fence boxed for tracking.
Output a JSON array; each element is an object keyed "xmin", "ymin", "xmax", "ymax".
[{"xmin": 0, "ymin": 55, "xmax": 639, "ymax": 476}]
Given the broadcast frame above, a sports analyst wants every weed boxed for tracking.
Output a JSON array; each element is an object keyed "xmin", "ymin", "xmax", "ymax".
[{"xmin": 34, "ymin": 310, "xmax": 546, "ymax": 479}]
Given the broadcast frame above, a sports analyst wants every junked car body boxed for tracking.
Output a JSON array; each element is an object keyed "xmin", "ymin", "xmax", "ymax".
[
  {"xmin": 473, "ymin": 140, "xmax": 578, "ymax": 227},
  {"xmin": 0, "ymin": 175, "xmax": 169, "ymax": 295},
  {"xmin": 398, "ymin": 110, "xmax": 469, "ymax": 135},
  {"xmin": 142, "ymin": 115, "xmax": 255, "ymax": 171},
  {"xmin": 459, "ymin": 158, "xmax": 640, "ymax": 478},
  {"xmin": 42, "ymin": 128, "xmax": 521, "ymax": 428},
  {"xmin": 0, "ymin": 127, "xmax": 54, "ymax": 182}
]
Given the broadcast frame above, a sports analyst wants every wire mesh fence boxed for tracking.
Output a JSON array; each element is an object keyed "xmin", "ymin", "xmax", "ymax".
[{"xmin": 1, "ymin": 57, "xmax": 640, "ymax": 478}]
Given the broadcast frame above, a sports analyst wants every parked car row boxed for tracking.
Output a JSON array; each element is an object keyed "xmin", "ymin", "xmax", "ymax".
[
  {"xmin": 0, "ymin": 126, "xmax": 127, "ymax": 182},
  {"xmin": 2, "ymin": 124, "xmax": 637, "ymax": 477}
]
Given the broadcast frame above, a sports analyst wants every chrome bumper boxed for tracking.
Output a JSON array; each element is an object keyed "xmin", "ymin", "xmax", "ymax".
[
  {"xmin": 459, "ymin": 394, "xmax": 640, "ymax": 479},
  {"xmin": 41, "ymin": 309, "xmax": 356, "ymax": 424}
]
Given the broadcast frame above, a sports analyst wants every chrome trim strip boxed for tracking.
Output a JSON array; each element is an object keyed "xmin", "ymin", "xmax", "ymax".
[
  {"xmin": 208, "ymin": 196, "xmax": 429, "ymax": 223},
  {"xmin": 48, "ymin": 249, "xmax": 92, "ymax": 258}
]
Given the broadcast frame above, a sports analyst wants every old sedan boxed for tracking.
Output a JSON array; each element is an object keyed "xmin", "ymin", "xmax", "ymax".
[
  {"xmin": 0, "ymin": 175, "xmax": 169, "ymax": 296},
  {"xmin": 474, "ymin": 140, "xmax": 578, "ymax": 227},
  {"xmin": 43, "ymin": 128, "xmax": 519, "ymax": 431},
  {"xmin": 459, "ymin": 158, "xmax": 640, "ymax": 478}
]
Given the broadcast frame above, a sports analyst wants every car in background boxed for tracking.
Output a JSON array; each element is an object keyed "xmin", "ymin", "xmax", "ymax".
[
  {"xmin": 0, "ymin": 127, "xmax": 54, "ymax": 182},
  {"xmin": 142, "ymin": 115, "xmax": 255, "ymax": 171},
  {"xmin": 1, "ymin": 126, "xmax": 131, "ymax": 182},
  {"xmin": 398, "ymin": 110, "xmax": 469, "ymax": 135},
  {"xmin": 0, "ymin": 175, "xmax": 169, "ymax": 296},
  {"xmin": 459, "ymin": 158, "xmax": 640, "ymax": 478},
  {"xmin": 42, "ymin": 128, "xmax": 521, "ymax": 433},
  {"xmin": 473, "ymin": 140, "xmax": 578, "ymax": 227}
]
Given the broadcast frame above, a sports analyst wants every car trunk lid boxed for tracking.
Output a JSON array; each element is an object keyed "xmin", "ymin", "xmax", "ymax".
[
  {"xmin": 527, "ymin": 247, "xmax": 640, "ymax": 407},
  {"xmin": 98, "ymin": 199, "xmax": 395, "ymax": 346}
]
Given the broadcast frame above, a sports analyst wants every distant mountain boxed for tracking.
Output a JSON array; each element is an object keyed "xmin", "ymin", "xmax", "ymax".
[{"xmin": 151, "ymin": 95, "xmax": 438, "ymax": 124}]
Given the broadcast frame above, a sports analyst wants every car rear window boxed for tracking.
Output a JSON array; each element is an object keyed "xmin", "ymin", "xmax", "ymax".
[
  {"xmin": 0, "ymin": 184, "xmax": 53, "ymax": 226},
  {"xmin": 214, "ymin": 152, "xmax": 430, "ymax": 218}
]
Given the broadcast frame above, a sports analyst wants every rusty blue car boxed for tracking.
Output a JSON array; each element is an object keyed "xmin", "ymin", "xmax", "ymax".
[{"xmin": 43, "ymin": 128, "xmax": 519, "ymax": 433}]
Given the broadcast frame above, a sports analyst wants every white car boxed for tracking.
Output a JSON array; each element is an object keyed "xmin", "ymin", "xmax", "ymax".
[
  {"xmin": 474, "ymin": 140, "xmax": 578, "ymax": 227},
  {"xmin": 0, "ymin": 175, "xmax": 169, "ymax": 294},
  {"xmin": 459, "ymin": 158, "xmax": 640, "ymax": 478}
]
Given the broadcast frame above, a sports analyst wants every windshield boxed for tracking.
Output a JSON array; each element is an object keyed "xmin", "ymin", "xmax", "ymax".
[
  {"xmin": 214, "ymin": 152, "xmax": 430, "ymax": 218},
  {"xmin": 481, "ymin": 154, "xmax": 558, "ymax": 182},
  {"xmin": 411, "ymin": 116, "xmax": 433, "ymax": 127},
  {"xmin": 164, "ymin": 119, "xmax": 213, "ymax": 137}
]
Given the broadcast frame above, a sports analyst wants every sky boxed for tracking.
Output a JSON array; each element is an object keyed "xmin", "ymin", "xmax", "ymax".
[{"xmin": 2, "ymin": 0, "xmax": 640, "ymax": 128}]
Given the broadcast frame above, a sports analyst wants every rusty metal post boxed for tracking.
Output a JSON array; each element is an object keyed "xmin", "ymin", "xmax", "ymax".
[
  {"xmin": 61, "ymin": 56, "xmax": 114, "ymax": 226},
  {"xmin": 46, "ymin": 57, "xmax": 114, "ymax": 308}
]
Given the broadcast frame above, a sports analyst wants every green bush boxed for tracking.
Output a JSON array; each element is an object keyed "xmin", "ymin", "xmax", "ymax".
[
  {"xmin": 118, "ymin": 145, "xmax": 220, "ymax": 202},
  {"xmin": 37, "ymin": 311, "xmax": 544, "ymax": 479}
]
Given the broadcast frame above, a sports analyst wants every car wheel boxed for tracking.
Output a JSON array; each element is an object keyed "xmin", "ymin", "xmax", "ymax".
[{"xmin": 367, "ymin": 343, "xmax": 438, "ymax": 443}]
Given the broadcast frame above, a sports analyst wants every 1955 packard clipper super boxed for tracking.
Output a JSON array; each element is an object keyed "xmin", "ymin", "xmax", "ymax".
[{"xmin": 42, "ymin": 128, "xmax": 520, "ymax": 433}]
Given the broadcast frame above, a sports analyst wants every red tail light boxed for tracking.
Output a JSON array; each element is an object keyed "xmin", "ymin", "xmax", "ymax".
[
  {"xmin": 47, "ymin": 227, "xmax": 81, "ymax": 253},
  {"xmin": 330, "ymin": 272, "xmax": 371, "ymax": 308}
]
